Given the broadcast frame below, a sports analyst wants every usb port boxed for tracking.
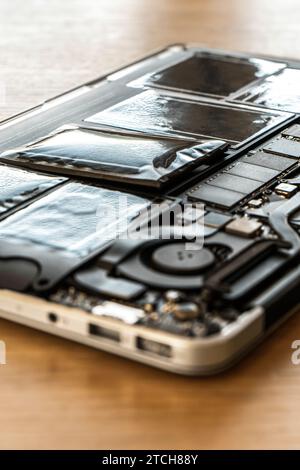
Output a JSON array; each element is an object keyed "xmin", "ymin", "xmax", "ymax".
[
  {"xmin": 136, "ymin": 336, "xmax": 172, "ymax": 358},
  {"xmin": 88, "ymin": 323, "xmax": 120, "ymax": 343}
]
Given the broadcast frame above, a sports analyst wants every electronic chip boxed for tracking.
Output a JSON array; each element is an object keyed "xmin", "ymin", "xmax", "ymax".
[
  {"xmin": 225, "ymin": 217, "xmax": 262, "ymax": 238},
  {"xmin": 282, "ymin": 124, "xmax": 300, "ymax": 139},
  {"xmin": 207, "ymin": 173, "xmax": 263, "ymax": 194},
  {"xmin": 275, "ymin": 182, "xmax": 298, "ymax": 197},
  {"xmin": 264, "ymin": 138, "xmax": 300, "ymax": 158},
  {"xmin": 241, "ymin": 151, "xmax": 296, "ymax": 171},
  {"xmin": 248, "ymin": 199, "xmax": 263, "ymax": 208},
  {"xmin": 204, "ymin": 211, "xmax": 232, "ymax": 228},
  {"xmin": 225, "ymin": 161, "xmax": 278, "ymax": 182},
  {"xmin": 188, "ymin": 184, "xmax": 245, "ymax": 208},
  {"xmin": 187, "ymin": 164, "xmax": 273, "ymax": 210}
]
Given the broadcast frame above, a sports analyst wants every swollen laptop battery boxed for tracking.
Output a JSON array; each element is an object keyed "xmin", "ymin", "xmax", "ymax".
[{"xmin": 0, "ymin": 44, "xmax": 299, "ymax": 375}]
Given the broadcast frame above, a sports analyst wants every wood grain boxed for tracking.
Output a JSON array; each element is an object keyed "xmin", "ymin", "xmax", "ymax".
[{"xmin": 0, "ymin": 0, "xmax": 300, "ymax": 450}]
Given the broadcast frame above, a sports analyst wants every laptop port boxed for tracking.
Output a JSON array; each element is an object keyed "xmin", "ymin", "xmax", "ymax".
[
  {"xmin": 48, "ymin": 312, "xmax": 58, "ymax": 323},
  {"xmin": 88, "ymin": 323, "xmax": 120, "ymax": 343},
  {"xmin": 136, "ymin": 336, "xmax": 172, "ymax": 358}
]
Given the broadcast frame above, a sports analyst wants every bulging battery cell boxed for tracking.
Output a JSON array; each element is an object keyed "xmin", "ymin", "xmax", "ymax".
[
  {"xmin": 0, "ymin": 127, "xmax": 227, "ymax": 189},
  {"xmin": 0, "ymin": 182, "xmax": 150, "ymax": 257},
  {"xmin": 0, "ymin": 165, "xmax": 65, "ymax": 215},
  {"xmin": 142, "ymin": 53, "xmax": 285, "ymax": 97},
  {"xmin": 86, "ymin": 90, "xmax": 289, "ymax": 144}
]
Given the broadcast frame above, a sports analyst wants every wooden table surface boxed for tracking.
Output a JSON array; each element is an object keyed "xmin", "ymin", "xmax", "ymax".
[{"xmin": 0, "ymin": 0, "xmax": 300, "ymax": 450}]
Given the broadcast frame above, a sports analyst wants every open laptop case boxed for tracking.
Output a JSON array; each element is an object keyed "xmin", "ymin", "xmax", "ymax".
[{"xmin": 0, "ymin": 44, "xmax": 300, "ymax": 375}]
